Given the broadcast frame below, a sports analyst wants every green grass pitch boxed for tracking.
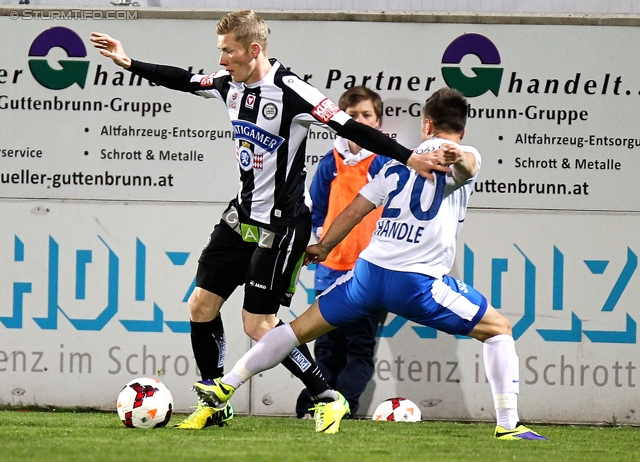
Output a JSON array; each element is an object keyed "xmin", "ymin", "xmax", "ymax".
[{"xmin": 1, "ymin": 410, "xmax": 639, "ymax": 462}]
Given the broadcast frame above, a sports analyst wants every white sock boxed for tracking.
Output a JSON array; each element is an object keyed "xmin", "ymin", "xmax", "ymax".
[
  {"xmin": 313, "ymin": 389, "xmax": 338, "ymax": 402},
  {"xmin": 483, "ymin": 334, "xmax": 520, "ymax": 429},
  {"xmin": 222, "ymin": 323, "xmax": 300, "ymax": 389}
]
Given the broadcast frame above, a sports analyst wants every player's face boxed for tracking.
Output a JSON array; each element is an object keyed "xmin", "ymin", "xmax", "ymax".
[
  {"xmin": 218, "ymin": 33, "xmax": 258, "ymax": 83},
  {"xmin": 346, "ymin": 100, "xmax": 380, "ymax": 129}
]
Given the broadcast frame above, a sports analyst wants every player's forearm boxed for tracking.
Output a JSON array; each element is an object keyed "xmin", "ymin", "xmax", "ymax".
[
  {"xmin": 452, "ymin": 151, "xmax": 479, "ymax": 181},
  {"xmin": 317, "ymin": 195, "xmax": 375, "ymax": 254},
  {"xmin": 128, "ymin": 60, "xmax": 193, "ymax": 92},
  {"xmin": 336, "ymin": 119, "xmax": 412, "ymax": 165},
  {"xmin": 316, "ymin": 216, "xmax": 356, "ymax": 254}
]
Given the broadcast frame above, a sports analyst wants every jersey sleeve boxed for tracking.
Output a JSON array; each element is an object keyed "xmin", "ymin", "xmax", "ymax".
[
  {"xmin": 128, "ymin": 60, "xmax": 226, "ymax": 101},
  {"xmin": 280, "ymin": 76, "xmax": 413, "ymax": 165},
  {"xmin": 309, "ymin": 151, "xmax": 336, "ymax": 233},
  {"xmin": 334, "ymin": 120, "xmax": 412, "ymax": 165},
  {"xmin": 358, "ymin": 162, "xmax": 399, "ymax": 207},
  {"xmin": 369, "ymin": 154, "xmax": 392, "ymax": 179}
]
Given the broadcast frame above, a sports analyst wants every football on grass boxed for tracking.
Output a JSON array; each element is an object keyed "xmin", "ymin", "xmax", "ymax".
[
  {"xmin": 116, "ymin": 377, "xmax": 173, "ymax": 428},
  {"xmin": 372, "ymin": 397, "xmax": 421, "ymax": 422}
]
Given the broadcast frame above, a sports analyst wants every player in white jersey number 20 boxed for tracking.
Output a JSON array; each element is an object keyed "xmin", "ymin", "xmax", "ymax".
[{"xmin": 201, "ymin": 88, "xmax": 549, "ymax": 440}]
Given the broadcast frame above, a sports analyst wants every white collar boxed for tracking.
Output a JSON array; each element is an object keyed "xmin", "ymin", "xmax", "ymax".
[{"xmin": 334, "ymin": 137, "xmax": 375, "ymax": 166}]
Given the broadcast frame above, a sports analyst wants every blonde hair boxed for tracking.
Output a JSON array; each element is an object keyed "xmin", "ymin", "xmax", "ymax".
[{"xmin": 216, "ymin": 10, "xmax": 269, "ymax": 53}]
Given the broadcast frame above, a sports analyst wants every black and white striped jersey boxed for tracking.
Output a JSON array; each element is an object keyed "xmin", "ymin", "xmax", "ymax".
[{"xmin": 129, "ymin": 58, "xmax": 412, "ymax": 227}]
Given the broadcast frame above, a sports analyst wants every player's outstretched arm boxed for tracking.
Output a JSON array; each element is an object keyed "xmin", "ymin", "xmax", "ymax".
[
  {"xmin": 334, "ymin": 120, "xmax": 451, "ymax": 182},
  {"xmin": 91, "ymin": 32, "xmax": 194, "ymax": 92},
  {"xmin": 305, "ymin": 194, "xmax": 376, "ymax": 265},
  {"xmin": 90, "ymin": 32, "xmax": 131, "ymax": 69}
]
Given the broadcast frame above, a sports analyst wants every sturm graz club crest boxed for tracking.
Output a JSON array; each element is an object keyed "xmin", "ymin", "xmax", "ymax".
[
  {"xmin": 238, "ymin": 145, "xmax": 253, "ymax": 171},
  {"xmin": 262, "ymin": 103, "xmax": 278, "ymax": 120}
]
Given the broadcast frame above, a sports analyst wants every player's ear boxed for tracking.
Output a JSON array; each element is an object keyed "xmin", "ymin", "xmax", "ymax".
[
  {"xmin": 420, "ymin": 117, "xmax": 429, "ymax": 140},
  {"xmin": 426, "ymin": 118, "xmax": 434, "ymax": 133},
  {"xmin": 460, "ymin": 127, "xmax": 467, "ymax": 140},
  {"xmin": 251, "ymin": 43, "xmax": 261, "ymax": 59}
]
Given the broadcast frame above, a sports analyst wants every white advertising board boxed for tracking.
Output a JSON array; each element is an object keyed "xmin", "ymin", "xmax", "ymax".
[
  {"xmin": 0, "ymin": 10, "xmax": 639, "ymax": 423},
  {"xmin": 0, "ymin": 201, "xmax": 252, "ymax": 413},
  {"xmin": 2, "ymin": 202, "xmax": 637, "ymax": 424},
  {"xmin": 1, "ymin": 15, "xmax": 639, "ymax": 211}
]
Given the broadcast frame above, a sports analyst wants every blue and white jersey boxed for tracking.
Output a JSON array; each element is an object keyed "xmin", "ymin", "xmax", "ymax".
[{"xmin": 358, "ymin": 137, "xmax": 481, "ymax": 278}]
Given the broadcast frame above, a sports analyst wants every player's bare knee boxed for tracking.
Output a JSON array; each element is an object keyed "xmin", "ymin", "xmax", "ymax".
[
  {"xmin": 187, "ymin": 292, "xmax": 203, "ymax": 316},
  {"xmin": 490, "ymin": 313, "xmax": 513, "ymax": 336},
  {"xmin": 243, "ymin": 323, "xmax": 257, "ymax": 340},
  {"xmin": 243, "ymin": 322, "xmax": 267, "ymax": 341},
  {"xmin": 187, "ymin": 291, "xmax": 217, "ymax": 321}
]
